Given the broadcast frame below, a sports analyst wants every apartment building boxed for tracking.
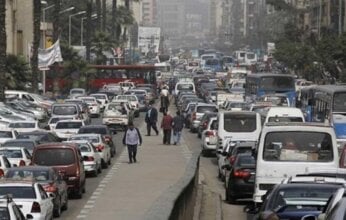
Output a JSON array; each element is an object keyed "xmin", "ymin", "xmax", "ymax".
[
  {"xmin": 140, "ymin": 0, "xmax": 157, "ymax": 26},
  {"xmin": 5, "ymin": 0, "xmax": 33, "ymax": 60}
]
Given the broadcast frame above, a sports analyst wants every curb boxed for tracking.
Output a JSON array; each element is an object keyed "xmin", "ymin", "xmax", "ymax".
[{"xmin": 193, "ymin": 184, "xmax": 203, "ymax": 220}]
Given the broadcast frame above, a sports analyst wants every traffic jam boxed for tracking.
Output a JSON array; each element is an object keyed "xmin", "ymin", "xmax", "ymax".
[
  {"xmin": 168, "ymin": 53, "xmax": 346, "ymax": 220},
  {"xmin": 0, "ymin": 55, "xmax": 345, "ymax": 220}
]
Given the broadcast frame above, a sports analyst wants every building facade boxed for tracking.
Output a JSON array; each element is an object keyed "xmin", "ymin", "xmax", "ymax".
[{"xmin": 5, "ymin": 0, "xmax": 33, "ymax": 60}]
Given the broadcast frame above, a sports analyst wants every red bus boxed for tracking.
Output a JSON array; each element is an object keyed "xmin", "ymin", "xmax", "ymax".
[{"xmin": 45, "ymin": 64, "xmax": 157, "ymax": 93}]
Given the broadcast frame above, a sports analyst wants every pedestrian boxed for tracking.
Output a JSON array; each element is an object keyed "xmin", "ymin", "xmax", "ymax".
[
  {"xmin": 122, "ymin": 121, "xmax": 142, "ymax": 164},
  {"xmin": 145, "ymin": 101, "xmax": 159, "ymax": 136},
  {"xmin": 161, "ymin": 111, "xmax": 173, "ymax": 145},
  {"xmin": 172, "ymin": 111, "xmax": 185, "ymax": 145},
  {"xmin": 160, "ymin": 85, "xmax": 170, "ymax": 113}
]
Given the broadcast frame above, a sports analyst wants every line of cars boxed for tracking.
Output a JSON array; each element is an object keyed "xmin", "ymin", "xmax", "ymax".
[{"xmin": 172, "ymin": 73, "xmax": 346, "ymax": 220}]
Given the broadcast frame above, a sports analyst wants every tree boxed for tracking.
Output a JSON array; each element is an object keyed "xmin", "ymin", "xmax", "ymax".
[
  {"xmin": 31, "ymin": 0, "xmax": 41, "ymax": 93},
  {"xmin": 102, "ymin": 0, "xmax": 106, "ymax": 32},
  {"xmin": 96, "ymin": 0, "xmax": 101, "ymax": 31},
  {"xmin": 86, "ymin": 0, "xmax": 93, "ymax": 61},
  {"xmin": 91, "ymin": 31, "xmax": 115, "ymax": 65},
  {"xmin": 0, "ymin": 0, "xmax": 6, "ymax": 101},
  {"xmin": 52, "ymin": 0, "xmax": 61, "ymax": 42},
  {"xmin": 5, "ymin": 55, "xmax": 31, "ymax": 90}
]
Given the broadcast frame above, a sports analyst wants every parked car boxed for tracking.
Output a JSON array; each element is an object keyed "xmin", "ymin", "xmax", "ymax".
[
  {"xmin": 0, "ymin": 147, "xmax": 31, "ymax": 167},
  {"xmin": 53, "ymin": 120, "xmax": 85, "ymax": 140},
  {"xmin": 31, "ymin": 142, "xmax": 86, "ymax": 198},
  {"xmin": 224, "ymin": 153, "xmax": 256, "ymax": 203},
  {"xmin": 67, "ymin": 134, "xmax": 111, "ymax": 169},
  {"xmin": 5, "ymin": 166, "xmax": 68, "ymax": 217},
  {"xmin": 66, "ymin": 141, "xmax": 102, "ymax": 177},
  {"xmin": 0, "ymin": 129, "xmax": 18, "ymax": 144},
  {"xmin": 201, "ymin": 117, "xmax": 218, "ymax": 156},
  {"xmin": 190, "ymin": 103, "xmax": 218, "ymax": 133},
  {"xmin": 8, "ymin": 121, "xmax": 40, "ymax": 132},
  {"xmin": 0, "ymin": 181, "xmax": 54, "ymax": 220},
  {"xmin": 78, "ymin": 125, "xmax": 116, "ymax": 157}
]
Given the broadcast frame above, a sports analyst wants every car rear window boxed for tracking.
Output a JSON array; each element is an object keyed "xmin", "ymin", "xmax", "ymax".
[
  {"xmin": 53, "ymin": 106, "xmax": 78, "ymax": 115},
  {"xmin": 0, "ymin": 186, "xmax": 36, "ymax": 199},
  {"xmin": 197, "ymin": 106, "xmax": 217, "ymax": 113},
  {"xmin": 56, "ymin": 122, "xmax": 83, "ymax": 129},
  {"xmin": 237, "ymin": 155, "xmax": 255, "ymax": 166},
  {"xmin": 0, "ymin": 132, "xmax": 12, "ymax": 138},
  {"xmin": 69, "ymin": 136, "xmax": 100, "ymax": 143},
  {"xmin": 33, "ymin": 148, "xmax": 75, "ymax": 166},
  {"xmin": 78, "ymin": 127, "xmax": 107, "ymax": 135},
  {"xmin": 6, "ymin": 170, "xmax": 50, "ymax": 182},
  {"xmin": 224, "ymin": 114, "xmax": 256, "ymax": 132},
  {"xmin": 49, "ymin": 117, "xmax": 73, "ymax": 124},
  {"xmin": 3, "ymin": 141, "xmax": 35, "ymax": 151},
  {"xmin": 78, "ymin": 144, "xmax": 91, "ymax": 152},
  {"xmin": 0, "ymin": 149, "xmax": 22, "ymax": 158},
  {"xmin": 9, "ymin": 123, "xmax": 35, "ymax": 128},
  {"xmin": 177, "ymin": 84, "xmax": 194, "ymax": 90}
]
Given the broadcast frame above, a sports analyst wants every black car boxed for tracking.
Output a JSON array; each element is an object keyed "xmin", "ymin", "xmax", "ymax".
[
  {"xmin": 78, "ymin": 125, "xmax": 116, "ymax": 157},
  {"xmin": 17, "ymin": 130, "xmax": 62, "ymax": 144},
  {"xmin": 224, "ymin": 153, "xmax": 256, "ymax": 203},
  {"xmin": 5, "ymin": 166, "xmax": 69, "ymax": 217},
  {"xmin": 252, "ymin": 183, "xmax": 341, "ymax": 220}
]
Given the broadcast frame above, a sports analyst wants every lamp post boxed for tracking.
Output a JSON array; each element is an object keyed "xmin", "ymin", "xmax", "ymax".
[
  {"xmin": 69, "ymin": 11, "xmax": 86, "ymax": 47},
  {"xmin": 81, "ymin": 14, "xmax": 97, "ymax": 46}
]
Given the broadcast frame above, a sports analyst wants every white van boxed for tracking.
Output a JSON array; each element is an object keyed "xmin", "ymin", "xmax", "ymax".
[
  {"xmin": 254, "ymin": 123, "xmax": 339, "ymax": 204},
  {"xmin": 217, "ymin": 111, "xmax": 262, "ymax": 150},
  {"xmin": 174, "ymin": 82, "xmax": 196, "ymax": 96},
  {"xmin": 264, "ymin": 107, "xmax": 305, "ymax": 124}
]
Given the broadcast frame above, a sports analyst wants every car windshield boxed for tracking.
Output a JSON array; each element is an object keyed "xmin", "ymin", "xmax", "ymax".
[
  {"xmin": 6, "ymin": 170, "xmax": 50, "ymax": 182},
  {"xmin": 52, "ymin": 106, "xmax": 77, "ymax": 115},
  {"xmin": 0, "ymin": 132, "xmax": 12, "ymax": 138},
  {"xmin": 177, "ymin": 84, "xmax": 193, "ymax": 90},
  {"xmin": 107, "ymin": 104, "xmax": 122, "ymax": 111},
  {"xmin": 69, "ymin": 136, "xmax": 100, "ymax": 143},
  {"xmin": 71, "ymin": 90, "xmax": 84, "ymax": 94},
  {"xmin": 9, "ymin": 123, "xmax": 35, "ymax": 128},
  {"xmin": 78, "ymin": 143, "xmax": 92, "ymax": 152},
  {"xmin": 0, "ymin": 149, "xmax": 22, "ymax": 158},
  {"xmin": 56, "ymin": 122, "xmax": 83, "ymax": 129},
  {"xmin": 263, "ymin": 131, "xmax": 333, "ymax": 162},
  {"xmin": 49, "ymin": 117, "xmax": 73, "ymax": 124},
  {"xmin": 268, "ymin": 117, "xmax": 303, "ymax": 122},
  {"xmin": 197, "ymin": 106, "xmax": 217, "ymax": 113},
  {"xmin": 224, "ymin": 114, "xmax": 256, "ymax": 132},
  {"xmin": 33, "ymin": 148, "xmax": 75, "ymax": 166},
  {"xmin": 269, "ymin": 185, "xmax": 339, "ymax": 211},
  {"xmin": 0, "ymin": 186, "xmax": 36, "ymax": 199},
  {"xmin": 3, "ymin": 141, "xmax": 35, "ymax": 151},
  {"xmin": 205, "ymin": 59, "xmax": 219, "ymax": 65},
  {"xmin": 236, "ymin": 155, "xmax": 255, "ymax": 166},
  {"xmin": 79, "ymin": 127, "xmax": 107, "ymax": 135},
  {"xmin": 260, "ymin": 76, "xmax": 294, "ymax": 90}
]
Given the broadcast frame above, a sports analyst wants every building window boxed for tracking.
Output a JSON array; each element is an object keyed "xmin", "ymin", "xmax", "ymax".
[{"xmin": 17, "ymin": 30, "xmax": 23, "ymax": 55}]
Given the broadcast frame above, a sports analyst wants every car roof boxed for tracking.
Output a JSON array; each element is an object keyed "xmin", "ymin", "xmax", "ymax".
[
  {"xmin": 6, "ymin": 166, "xmax": 52, "ymax": 171},
  {"xmin": 80, "ymin": 125, "xmax": 108, "ymax": 128},
  {"xmin": 36, "ymin": 142, "xmax": 77, "ymax": 148},
  {"xmin": 71, "ymin": 133, "xmax": 101, "ymax": 137},
  {"xmin": 4, "ymin": 139, "xmax": 36, "ymax": 143}
]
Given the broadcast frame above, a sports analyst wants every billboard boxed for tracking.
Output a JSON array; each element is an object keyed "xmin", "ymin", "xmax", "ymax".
[{"xmin": 138, "ymin": 26, "xmax": 161, "ymax": 54}]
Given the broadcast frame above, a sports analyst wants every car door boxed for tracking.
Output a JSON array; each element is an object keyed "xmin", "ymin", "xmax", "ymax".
[{"xmin": 37, "ymin": 184, "xmax": 53, "ymax": 218}]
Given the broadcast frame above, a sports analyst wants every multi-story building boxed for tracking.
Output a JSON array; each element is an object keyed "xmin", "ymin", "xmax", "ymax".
[
  {"xmin": 5, "ymin": 0, "xmax": 33, "ymax": 60},
  {"xmin": 140, "ymin": 0, "xmax": 157, "ymax": 26}
]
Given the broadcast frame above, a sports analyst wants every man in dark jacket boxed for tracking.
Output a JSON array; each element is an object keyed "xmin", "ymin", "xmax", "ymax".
[
  {"xmin": 145, "ymin": 102, "xmax": 159, "ymax": 136},
  {"xmin": 172, "ymin": 111, "xmax": 184, "ymax": 145}
]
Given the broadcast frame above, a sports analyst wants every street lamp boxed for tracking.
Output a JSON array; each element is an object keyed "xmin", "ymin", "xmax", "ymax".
[
  {"xmin": 81, "ymin": 14, "xmax": 97, "ymax": 46},
  {"xmin": 69, "ymin": 11, "xmax": 86, "ymax": 47}
]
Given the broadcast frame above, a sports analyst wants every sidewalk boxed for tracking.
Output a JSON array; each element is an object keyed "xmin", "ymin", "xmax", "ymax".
[{"xmin": 77, "ymin": 111, "xmax": 192, "ymax": 219}]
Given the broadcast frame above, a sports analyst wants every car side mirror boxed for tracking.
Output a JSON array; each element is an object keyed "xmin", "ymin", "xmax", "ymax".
[{"xmin": 301, "ymin": 215, "xmax": 317, "ymax": 220}]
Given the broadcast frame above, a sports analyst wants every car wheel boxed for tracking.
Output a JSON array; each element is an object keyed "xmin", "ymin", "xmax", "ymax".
[
  {"xmin": 98, "ymin": 164, "xmax": 102, "ymax": 173},
  {"xmin": 225, "ymin": 187, "xmax": 229, "ymax": 202},
  {"xmin": 108, "ymin": 157, "xmax": 111, "ymax": 165},
  {"xmin": 92, "ymin": 169, "xmax": 98, "ymax": 177},
  {"xmin": 62, "ymin": 194, "xmax": 68, "ymax": 211},
  {"xmin": 74, "ymin": 188, "xmax": 82, "ymax": 199},
  {"xmin": 102, "ymin": 159, "xmax": 108, "ymax": 169},
  {"xmin": 53, "ymin": 198, "xmax": 61, "ymax": 217},
  {"xmin": 197, "ymin": 132, "xmax": 201, "ymax": 139},
  {"xmin": 82, "ymin": 184, "xmax": 86, "ymax": 193}
]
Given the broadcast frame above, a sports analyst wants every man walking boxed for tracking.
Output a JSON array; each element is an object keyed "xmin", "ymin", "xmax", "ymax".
[
  {"xmin": 172, "ymin": 111, "xmax": 185, "ymax": 145},
  {"xmin": 161, "ymin": 111, "xmax": 173, "ymax": 145},
  {"xmin": 145, "ymin": 101, "xmax": 159, "ymax": 136},
  {"xmin": 122, "ymin": 122, "xmax": 142, "ymax": 163}
]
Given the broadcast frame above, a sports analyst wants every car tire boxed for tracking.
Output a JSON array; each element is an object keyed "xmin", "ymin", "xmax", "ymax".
[
  {"xmin": 53, "ymin": 199, "xmax": 61, "ymax": 217},
  {"xmin": 98, "ymin": 164, "xmax": 102, "ymax": 173},
  {"xmin": 102, "ymin": 159, "xmax": 108, "ymax": 169},
  {"xmin": 62, "ymin": 194, "xmax": 68, "ymax": 211},
  {"xmin": 108, "ymin": 157, "xmax": 111, "ymax": 165},
  {"xmin": 75, "ymin": 188, "xmax": 82, "ymax": 199},
  {"xmin": 197, "ymin": 132, "xmax": 201, "ymax": 138},
  {"xmin": 92, "ymin": 169, "xmax": 98, "ymax": 177}
]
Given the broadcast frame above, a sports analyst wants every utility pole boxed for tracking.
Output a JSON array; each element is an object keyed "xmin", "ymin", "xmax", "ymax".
[{"xmin": 339, "ymin": 0, "xmax": 343, "ymax": 36}]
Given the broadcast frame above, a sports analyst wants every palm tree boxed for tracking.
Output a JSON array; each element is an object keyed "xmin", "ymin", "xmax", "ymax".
[
  {"xmin": 86, "ymin": 0, "xmax": 93, "ymax": 61},
  {"xmin": 112, "ymin": 0, "xmax": 117, "ymax": 40},
  {"xmin": 96, "ymin": 0, "xmax": 101, "ymax": 31},
  {"xmin": 102, "ymin": 0, "xmax": 106, "ymax": 32},
  {"xmin": 31, "ymin": 0, "xmax": 41, "ymax": 93},
  {"xmin": 0, "ymin": 0, "xmax": 6, "ymax": 101}
]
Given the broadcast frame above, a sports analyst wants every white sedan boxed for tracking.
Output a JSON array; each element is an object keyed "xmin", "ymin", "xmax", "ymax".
[
  {"xmin": 8, "ymin": 121, "xmax": 40, "ymax": 132},
  {"xmin": 53, "ymin": 120, "xmax": 85, "ymax": 140},
  {"xmin": 0, "ymin": 181, "xmax": 54, "ymax": 220},
  {"xmin": 0, "ymin": 147, "xmax": 32, "ymax": 167},
  {"xmin": 0, "ymin": 129, "xmax": 18, "ymax": 144},
  {"xmin": 77, "ymin": 96, "xmax": 101, "ymax": 117}
]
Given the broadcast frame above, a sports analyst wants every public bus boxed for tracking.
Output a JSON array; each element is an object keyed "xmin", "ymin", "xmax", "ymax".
[
  {"xmin": 45, "ymin": 64, "xmax": 157, "ymax": 93},
  {"xmin": 299, "ymin": 85, "xmax": 346, "ymax": 145},
  {"xmin": 245, "ymin": 73, "xmax": 296, "ymax": 106}
]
